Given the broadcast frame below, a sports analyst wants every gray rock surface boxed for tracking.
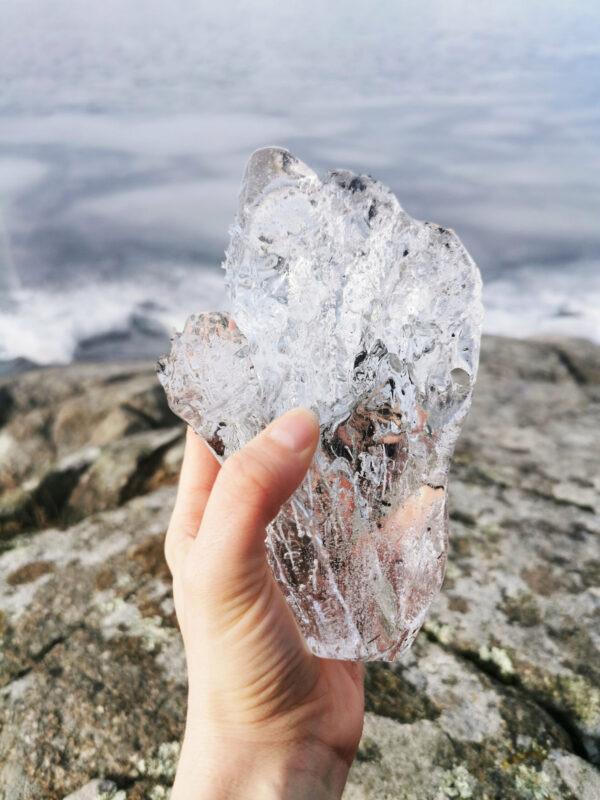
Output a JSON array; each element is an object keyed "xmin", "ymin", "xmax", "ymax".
[
  {"xmin": 0, "ymin": 336, "xmax": 598, "ymax": 799},
  {"xmin": 0, "ymin": 363, "xmax": 184, "ymax": 540}
]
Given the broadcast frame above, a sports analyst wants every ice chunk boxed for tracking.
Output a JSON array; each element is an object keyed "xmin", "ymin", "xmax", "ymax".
[{"xmin": 158, "ymin": 147, "xmax": 483, "ymax": 660}]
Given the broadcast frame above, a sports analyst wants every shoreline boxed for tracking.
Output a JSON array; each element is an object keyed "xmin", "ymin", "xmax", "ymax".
[{"xmin": 2, "ymin": 330, "xmax": 598, "ymax": 382}]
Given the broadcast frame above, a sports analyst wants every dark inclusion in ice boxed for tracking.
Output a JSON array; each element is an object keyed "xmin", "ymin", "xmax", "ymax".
[{"xmin": 158, "ymin": 147, "xmax": 483, "ymax": 661}]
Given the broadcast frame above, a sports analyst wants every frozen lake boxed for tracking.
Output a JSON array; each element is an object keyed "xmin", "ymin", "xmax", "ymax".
[{"xmin": 1, "ymin": 0, "xmax": 599, "ymax": 371}]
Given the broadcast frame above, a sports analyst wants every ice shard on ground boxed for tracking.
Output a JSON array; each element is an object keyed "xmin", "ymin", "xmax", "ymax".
[{"xmin": 158, "ymin": 147, "xmax": 483, "ymax": 660}]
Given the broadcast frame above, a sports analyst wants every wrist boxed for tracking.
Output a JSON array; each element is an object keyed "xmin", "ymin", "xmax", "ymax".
[{"xmin": 171, "ymin": 733, "xmax": 351, "ymax": 800}]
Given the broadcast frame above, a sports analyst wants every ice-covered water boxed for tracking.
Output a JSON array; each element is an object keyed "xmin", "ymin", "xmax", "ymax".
[{"xmin": 1, "ymin": 0, "xmax": 599, "ymax": 373}]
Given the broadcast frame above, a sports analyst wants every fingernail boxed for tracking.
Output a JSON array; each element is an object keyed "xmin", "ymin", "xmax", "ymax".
[{"xmin": 267, "ymin": 408, "xmax": 319, "ymax": 453}]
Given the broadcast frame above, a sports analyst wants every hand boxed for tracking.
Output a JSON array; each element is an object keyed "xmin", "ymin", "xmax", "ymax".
[{"xmin": 165, "ymin": 409, "xmax": 365, "ymax": 799}]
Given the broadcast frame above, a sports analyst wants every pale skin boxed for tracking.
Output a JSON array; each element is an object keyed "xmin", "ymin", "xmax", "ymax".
[{"xmin": 165, "ymin": 408, "xmax": 365, "ymax": 799}]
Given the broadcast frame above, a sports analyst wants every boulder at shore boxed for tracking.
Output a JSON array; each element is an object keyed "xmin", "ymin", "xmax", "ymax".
[{"xmin": 0, "ymin": 335, "xmax": 599, "ymax": 800}]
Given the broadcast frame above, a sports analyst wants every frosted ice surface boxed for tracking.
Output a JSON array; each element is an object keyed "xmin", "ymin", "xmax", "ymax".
[{"xmin": 158, "ymin": 147, "xmax": 483, "ymax": 660}]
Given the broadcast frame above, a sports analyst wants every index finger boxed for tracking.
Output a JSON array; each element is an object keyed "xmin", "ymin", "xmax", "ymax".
[{"xmin": 165, "ymin": 426, "xmax": 221, "ymax": 575}]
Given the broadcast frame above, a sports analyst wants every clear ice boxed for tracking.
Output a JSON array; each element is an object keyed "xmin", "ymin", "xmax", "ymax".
[{"xmin": 158, "ymin": 147, "xmax": 483, "ymax": 660}]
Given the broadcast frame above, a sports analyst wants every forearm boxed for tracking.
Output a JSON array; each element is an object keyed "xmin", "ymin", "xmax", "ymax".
[{"xmin": 171, "ymin": 736, "xmax": 351, "ymax": 800}]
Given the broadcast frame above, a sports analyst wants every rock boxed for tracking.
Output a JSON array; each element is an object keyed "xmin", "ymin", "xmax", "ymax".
[
  {"xmin": 0, "ymin": 363, "xmax": 184, "ymax": 541},
  {"xmin": 65, "ymin": 428, "xmax": 183, "ymax": 522},
  {"xmin": 0, "ymin": 335, "xmax": 598, "ymax": 798},
  {"xmin": 0, "ymin": 361, "xmax": 178, "ymax": 490},
  {"xmin": 532, "ymin": 335, "xmax": 600, "ymax": 388},
  {"xmin": 349, "ymin": 636, "xmax": 596, "ymax": 798},
  {"xmin": 426, "ymin": 336, "xmax": 600, "ymax": 765},
  {"xmin": 0, "ymin": 447, "xmax": 99, "ymax": 537},
  {"xmin": 0, "ymin": 489, "xmax": 184, "ymax": 799},
  {"xmin": 62, "ymin": 780, "xmax": 122, "ymax": 800}
]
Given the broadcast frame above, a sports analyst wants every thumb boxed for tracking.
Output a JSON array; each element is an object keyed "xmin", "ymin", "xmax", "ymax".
[{"xmin": 189, "ymin": 407, "xmax": 319, "ymax": 601}]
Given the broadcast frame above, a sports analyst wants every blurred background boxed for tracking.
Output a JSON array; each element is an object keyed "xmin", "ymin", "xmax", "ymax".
[{"xmin": 1, "ymin": 0, "xmax": 599, "ymax": 375}]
